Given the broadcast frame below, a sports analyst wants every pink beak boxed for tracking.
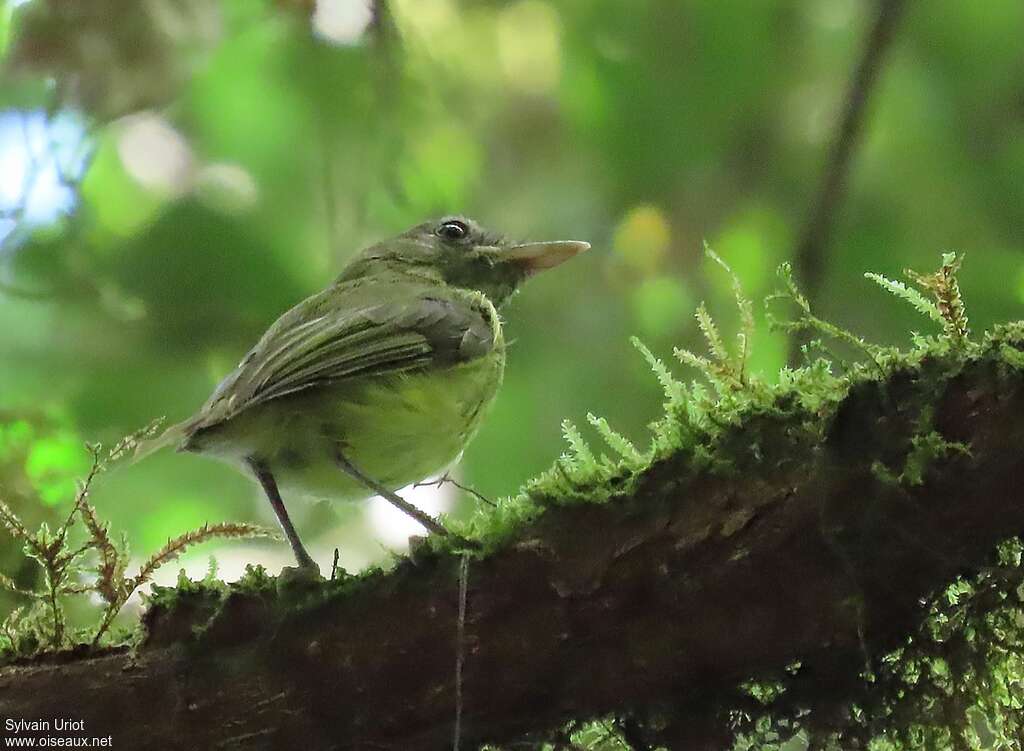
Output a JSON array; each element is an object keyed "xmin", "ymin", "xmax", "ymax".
[{"xmin": 504, "ymin": 240, "xmax": 591, "ymax": 273}]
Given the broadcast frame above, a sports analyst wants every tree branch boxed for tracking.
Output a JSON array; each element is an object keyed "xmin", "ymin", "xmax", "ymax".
[
  {"xmin": 2, "ymin": 327, "xmax": 1024, "ymax": 750},
  {"xmin": 790, "ymin": 0, "xmax": 910, "ymax": 364}
]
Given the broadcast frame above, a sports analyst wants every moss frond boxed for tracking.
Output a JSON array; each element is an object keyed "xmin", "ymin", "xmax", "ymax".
[
  {"xmin": 696, "ymin": 302, "xmax": 729, "ymax": 366},
  {"xmin": 905, "ymin": 252, "xmax": 969, "ymax": 345},
  {"xmin": 586, "ymin": 413, "xmax": 645, "ymax": 467},
  {"xmin": 999, "ymin": 342, "xmax": 1024, "ymax": 370},
  {"xmin": 767, "ymin": 262, "xmax": 884, "ymax": 373},
  {"xmin": 677, "ymin": 246, "xmax": 759, "ymax": 392},
  {"xmin": 0, "ymin": 425, "xmax": 277, "ymax": 656},
  {"xmin": 673, "ymin": 346, "xmax": 715, "ymax": 376},
  {"xmin": 631, "ymin": 337, "xmax": 686, "ymax": 409},
  {"xmin": 133, "ymin": 523, "xmax": 275, "ymax": 591},
  {"xmin": 105, "ymin": 417, "xmax": 165, "ymax": 463},
  {"xmin": 0, "ymin": 498, "xmax": 31, "ymax": 543},
  {"xmin": 77, "ymin": 494, "xmax": 127, "ymax": 606},
  {"xmin": 864, "ymin": 273, "xmax": 944, "ymax": 324},
  {"xmin": 203, "ymin": 556, "xmax": 219, "ymax": 584},
  {"xmin": 706, "ymin": 243, "xmax": 755, "ymax": 380},
  {"xmin": 0, "ymin": 572, "xmax": 37, "ymax": 599},
  {"xmin": 561, "ymin": 419, "xmax": 598, "ymax": 476},
  {"xmin": 901, "ymin": 432, "xmax": 971, "ymax": 487}
]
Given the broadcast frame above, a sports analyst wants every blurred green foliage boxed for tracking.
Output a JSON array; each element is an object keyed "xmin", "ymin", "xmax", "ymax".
[{"xmin": 0, "ymin": 0, "xmax": 1021, "ymax": 580}]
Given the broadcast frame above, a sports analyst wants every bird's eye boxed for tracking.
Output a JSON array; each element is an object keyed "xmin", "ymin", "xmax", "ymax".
[{"xmin": 437, "ymin": 220, "xmax": 469, "ymax": 241}]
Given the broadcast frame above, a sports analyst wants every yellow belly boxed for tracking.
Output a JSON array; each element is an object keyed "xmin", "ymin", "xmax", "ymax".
[{"xmin": 193, "ymin": 352, "xmax": 503, "ymax": 501}]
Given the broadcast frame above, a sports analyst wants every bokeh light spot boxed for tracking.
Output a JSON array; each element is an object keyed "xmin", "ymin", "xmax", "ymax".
[
  {"xmin": 400, "ymin": 124, "xmax": 481, "ymax": 211},
  {"xmin": 195, "ymin": 162, "xmax": 259, "ymax": 213},
  {"xmin": 710, "ymin": 205, "xmax": 787, "ymax": 292},
  {"xmin": 140, "ymin": 495, "xmax": 215, "ymax": 551},
  {"xmin": 613, "ymin": 205, "xmax": 672, "ymax": 275},
  {"xmin": 313, "ymin": 0, "xmax": 373, "ymax": 46},
  {"xmin": 116, "ymin": 112, "xmax": 194, "ymax": 196},
  {"xmin": 24, "ymin": 431, "xmax": 91, "ymax": 506},
  {"xmin": 498, "ymin": 1, "xmax": 562, "ymax": 95}
]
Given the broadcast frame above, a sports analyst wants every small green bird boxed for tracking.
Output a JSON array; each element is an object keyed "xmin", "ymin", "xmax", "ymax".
[{"xmin": 152, "ymin": 217, "xmax": 588, "ymax": 572}]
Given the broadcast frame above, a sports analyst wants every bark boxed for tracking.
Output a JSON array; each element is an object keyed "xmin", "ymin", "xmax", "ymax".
[{"xmin": 2, "ymin": 333, "xmax": 1024, "ymax": 751}]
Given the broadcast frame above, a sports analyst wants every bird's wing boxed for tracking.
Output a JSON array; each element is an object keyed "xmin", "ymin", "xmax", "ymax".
[{"xmin": 187, "ymin": 281, "xmax": 497, "ymax": 432}]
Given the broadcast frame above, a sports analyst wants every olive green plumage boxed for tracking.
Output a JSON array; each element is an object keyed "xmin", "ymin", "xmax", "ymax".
[
  {"xmin": 149, "ymin": 216, "xmax": 588, "ymax": 568},
  {"xmin": 181, "ymin": 281, "xmax": 505, "ymax": 501}
]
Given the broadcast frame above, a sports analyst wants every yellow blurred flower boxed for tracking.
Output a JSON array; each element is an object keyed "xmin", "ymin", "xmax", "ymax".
[{"xmin": 613, "ymin": 205, "xmax": 672, "ymax": 275}]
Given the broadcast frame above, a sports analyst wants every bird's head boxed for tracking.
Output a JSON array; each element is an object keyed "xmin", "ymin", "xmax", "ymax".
[{"xmin": 338, "ymin": 216, "xmax": 589, "ymax": 306}]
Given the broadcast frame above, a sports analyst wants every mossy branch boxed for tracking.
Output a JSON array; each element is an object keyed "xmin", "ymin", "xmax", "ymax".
[
  {"xmin": 2, "ymin": 323, "xmax": 1024, "ymax": 750},
  {"xmin": 0, "ymin": 254, "xmax": 1020, "ymax": 751}
]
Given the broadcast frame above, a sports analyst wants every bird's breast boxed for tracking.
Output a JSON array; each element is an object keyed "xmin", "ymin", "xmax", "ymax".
[{"xmin": 200, "ymin": 347, "xmax": 505, "ymax": 502}]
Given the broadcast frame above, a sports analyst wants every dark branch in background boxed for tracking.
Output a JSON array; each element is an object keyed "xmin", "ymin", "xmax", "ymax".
[
  {"xmin": 369, "ymin": 0, "xmax": 399, "ymax": 57},
  {"xmin": 790, "ymin": 0, "xmax": 910, "ymax": 364},
  {"xmin": 3, "ymin": 329, "xmax": 1024, "ymax": 750}
]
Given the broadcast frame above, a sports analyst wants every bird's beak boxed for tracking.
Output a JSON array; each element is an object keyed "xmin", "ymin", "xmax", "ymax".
[{"xmin": 503, "ymin": 240, "xmax": 590, "ymax": 273}]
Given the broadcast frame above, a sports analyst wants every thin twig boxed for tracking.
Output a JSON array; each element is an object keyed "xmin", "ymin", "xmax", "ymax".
[
  {"xmin": 414, "ymin": 472, "xmax": 497, "ymax": 508},
  {"xmin": 789, "ymin": 0, "xmax": 911, "ymax": 364},
  {"xmin": 331, "ymin": 548, "xmax": 341, "ymax": 581},
  {"xmin": 453, "ymin": 553, "xmax": 470, "ymax": 751}
]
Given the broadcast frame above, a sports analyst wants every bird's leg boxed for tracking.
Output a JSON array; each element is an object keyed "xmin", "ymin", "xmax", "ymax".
[
  {"xmin": 332, "ymin": 449, "xmax": 452, "ymax": 537},
  {"xmin": 247, "ymin": 458, "xmax": 320, "ymax": 573}
]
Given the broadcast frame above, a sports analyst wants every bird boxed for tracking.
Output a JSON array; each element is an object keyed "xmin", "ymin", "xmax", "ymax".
[{"xmin": 144, "ymin": 216, "xmax": 589, "ymax": 573}]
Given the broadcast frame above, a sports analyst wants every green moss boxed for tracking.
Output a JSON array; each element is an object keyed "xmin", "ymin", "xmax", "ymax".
[
  {"xmin": 233, "ymin": 563, "xmax": 276, "ymax": 594},
  {"xmin": 130, "ymin": 255, "xmax": 1024, "ymax": 620},
  {"xmin": 434, "ymin": 257, "xmax": 1024, "ymax": 750},
  {"xmin": 144, "ymin": 573, "xmax": 222, "ymax": 609},
  {"xmin": 727, "ymin": 538, "xmax": 1024, "ymax": 751},
  {"xmin": 7, "ymin": 253, "xmax": 1024, "ymax": 751},
  {"xmin": 900, "ymin": 431, "xmax": 971, "ymax": 487},
  {"xmin": 434, "ymin": 255, "xmax": 1024, "ymax": 563}
]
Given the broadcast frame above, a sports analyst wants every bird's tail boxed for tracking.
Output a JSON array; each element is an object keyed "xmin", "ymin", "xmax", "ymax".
[{"xmin": 131, "ymin": 419, "xmax": 191, "ymax": 464}]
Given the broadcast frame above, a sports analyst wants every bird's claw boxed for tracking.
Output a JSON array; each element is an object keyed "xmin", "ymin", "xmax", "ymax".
[{"xmin": 276, "ymin": 562, "xmax": 324, "ymax": 594}]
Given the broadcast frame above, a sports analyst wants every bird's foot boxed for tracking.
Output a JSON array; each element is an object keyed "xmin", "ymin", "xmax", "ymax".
[
  {"xmin": 408, "ymin": 534, "xmax": 430, "ymax": 563},
  {"xmin": 276, "ymin": 562, "xmax": 324, "ymax": 594},
  {"xmin": 330, "ymin": 548, "xmax": 347, "ymax": 581}
]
